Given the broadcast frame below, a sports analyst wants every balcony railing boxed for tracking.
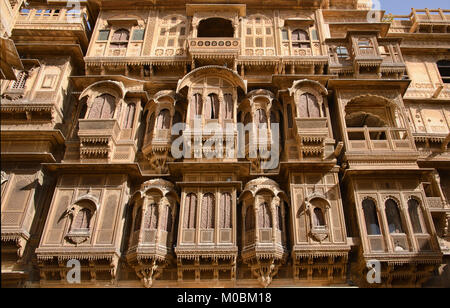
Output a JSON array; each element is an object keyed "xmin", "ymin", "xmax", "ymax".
[
  {"xmin": 347, "ymin": 127, "xmax": 415, "ymax": 152},
  {"xmin": 188, "ymin": 38, "xmax": 240, "ymax": 55},
  {"xmin": 412, "ymin": 9, "xmax": 450, "ymax": 23},
  {"xmin": 17, "ymin": 7, "xmax": 91, "ymax": 35},
  {"xmin": 390, "ymin": 233, "xmax": 410, "ymax": 251},
  {"xmin": 389, "ymin": 9, "xmax": 450, "ymax": 34}
]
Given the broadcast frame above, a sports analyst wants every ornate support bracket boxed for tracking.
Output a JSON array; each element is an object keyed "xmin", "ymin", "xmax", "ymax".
[
  {"xmin": 251, "ymin": 259, "xmax": 279, "ymax": 288},
  {"xmin": 136, "ymin": 260, "xmax": 163, "ymax": 288}
]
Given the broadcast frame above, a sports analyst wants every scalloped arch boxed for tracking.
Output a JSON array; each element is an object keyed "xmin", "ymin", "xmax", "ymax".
[
  {"xmin": 80, "ymin": 80, "xmax": 126, "ymax": 101},
  {"xmin": 177, "ymin": 65, "xmax": 247, "ymax": 93}
]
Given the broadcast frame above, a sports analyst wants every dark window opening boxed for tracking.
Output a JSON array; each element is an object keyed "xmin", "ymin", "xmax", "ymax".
[
  {"xmin": 363, "ymin": 199, "xmax": 381, "ymax": 235},
  {"xmin": 198, "ymin": 18, "xmax": 234, "ymax": 38},
  {"xmin": 437, "ymin": 60, "xmax": 450, "ymax": 84}
]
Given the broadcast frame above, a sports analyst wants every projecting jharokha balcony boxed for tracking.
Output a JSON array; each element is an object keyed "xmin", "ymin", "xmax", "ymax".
[
  {"xmin": 78, "ymin": 119, "xmax": 120, "ymax": 159},
  {"xmin": 346, "ymin": 127, "xmax": 415, "ymax": 152},
  {"xmin": 295, "ymin": 118, "xmax": 328, "ymax": 138},
  {"xmin": 17, "ymin": 7, "xmax": 90, "ymax": 29}
]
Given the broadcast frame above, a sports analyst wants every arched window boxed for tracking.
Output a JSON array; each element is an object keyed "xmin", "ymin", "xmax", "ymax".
[
  {"xmin": 198, "ymin": 18, "xmax": 234, "ymax": 37},
  {"xmin": 156, "ymin": 109, "xmax": 171, "ymax": 130},
  {"xmin": 205, "ymin": 94, "xmax": 220, "ymax": 120},
  {"xmin": 385, "ymin": 199, "xmax": 404, "ymax": 234},
  {"xmin": 133, "ymin": 206, "xmax": 142, "ymax": 232},
  {"xmin": 111, "ymin": 29, "xmax": 130, "ymax": 49},
  {"xmin": 291, "ymin": 29, "xmax": 310, "ymax": 49},
  {"xmin": 147, "ymin": 113, "xmax": 155, "ymax": 134},
  {"xmin": 184, "ymin": 193, "xmax": 197, "ymax": 229},
  {"xmin": 363, "ymin": 199, "xmax": 381, "ymax": 235},
  {"xmin": 201, "ymin": 193, "xmax": 215, "ymax": 229},
  {"xmin": 408, "ymin": 199, "xmax": 425, "ymax": 234},
  {"xmin": 192, "ymin": 93, "xmax": 203, "ymax": 119},
  {"xmin": 220, "ymin": 193, "xmax": 232, "ymax": 228},
  {"xmin": 258, "ymin": 202, "xmax": 272, "ymax": 228},
  {"xmin": 313, "ymin": 207, "xmax": 326, "ymax": 228},
  {"xmin": 437, "ymin": 60, "xmax": 450, "ymax": 84},
  {"xmin": 245, "ymin": 206, "xmax": 255, "ymax": 231},
  {"xmin": 88, "ymin": 94, "xmax": 116, "ymax": 119},
  {"xmin": 123, "ymin": 103, "xmax": 136, "ymax": 129},
  {"xmin": 224, "ymin": 94, "xmax": 233, "ymax": 120},
  {"xmin": 72, "ymin": 208, "xmax": 92, "ymax": 230},
  {"xmin": 144, "ymin": 203, "xmax": 159, "ymax": 230},
  {"xmin": 298, "ymin": 93, "xmax": 320, "ymax": 118}
]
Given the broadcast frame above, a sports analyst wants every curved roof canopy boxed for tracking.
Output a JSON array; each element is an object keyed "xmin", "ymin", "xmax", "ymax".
[
  {"xmin": 177, "ymin": 65, "xmax": 247, "ymax": 94},
  {"xmin": 80, "ymin": 80, "xmax": 127, "ymax": 100}
]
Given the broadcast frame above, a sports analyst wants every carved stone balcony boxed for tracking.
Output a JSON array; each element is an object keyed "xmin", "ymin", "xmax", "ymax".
[
  {"xmin": 14, "ymin": 7, "xmax": 91, "ymax": 51},
  {"xmin": 427, "ymin": 197, "xmax": 448, "ymax": 212},
  {"xmin": 143, "ymin": 129, "xmax": 171, "ymax": 154},
  {"xmin": 295, "ymin": 118, "xmax": 328, "ymax": 139},
  {"xmin": 294, "ymin": 118, "xmax": 332, "ymax": 159},
  {"xmin": 78, "ymin": 119, "xmax": 120, "ymax": 160}
]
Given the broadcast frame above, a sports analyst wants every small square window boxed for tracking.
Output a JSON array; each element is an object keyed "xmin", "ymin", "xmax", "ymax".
[
  {"xmin": 167, "ymin": 39, "xmax": 174, "ymax": 47},
  {"xmin": 98, "ymin": 30, "xmax": 110, "ymax": 41},
  {"xmin": 160, "ymin": 28, "xmax": 166, "ymax": 35},
  {"xmin": 132, "ymin": 29, "xmax": 145, "ymax": 41}
]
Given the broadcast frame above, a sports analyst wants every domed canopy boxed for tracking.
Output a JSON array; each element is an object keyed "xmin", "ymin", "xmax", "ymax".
[{"xmin": 239, "ymin": 177, "xmax": 288, "ymax": 202}]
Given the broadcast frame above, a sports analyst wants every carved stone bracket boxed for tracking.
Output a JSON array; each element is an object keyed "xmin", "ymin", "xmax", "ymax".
[
  {"xmin": 251, "ymin": 259, "xmax": 280, "ymax": 288},
  {"xmin": 136, "ymin": 260, "xmax": 163, "ymax": 288}
]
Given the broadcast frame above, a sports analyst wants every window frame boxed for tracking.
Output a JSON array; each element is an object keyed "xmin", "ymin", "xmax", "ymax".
[{"xmin": 437, "ymin": 60, "xmax": 450, "ymax": 84}]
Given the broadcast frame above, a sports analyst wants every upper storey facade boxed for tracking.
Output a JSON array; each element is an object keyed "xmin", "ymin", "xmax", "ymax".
[{"xmin": 81, "ymin": 0, "xmax": 392, "ymax": 80}]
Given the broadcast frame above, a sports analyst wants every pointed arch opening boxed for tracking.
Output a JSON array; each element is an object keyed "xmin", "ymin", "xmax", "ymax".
[
  {"xmin": 363, "ymin": 198, "xmax": 381, "ymax": 235},
  {"xmin": 385, "ymin": 198, "xmax": 404, "ymax": 234}
]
